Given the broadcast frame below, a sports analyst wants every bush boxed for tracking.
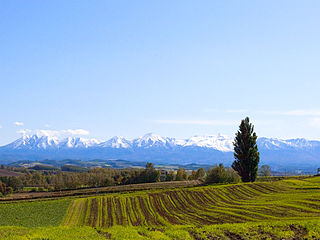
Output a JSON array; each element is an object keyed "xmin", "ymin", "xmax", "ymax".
[
  {"xmin": 189, "ymin": 168, "xmax": 206, "ymax": 181},
  {"xmin": 175, "ymin": 167, "xmax": 188, "ymax": 181},
  {"xmin": 140, "ymin": 163, "xmax": 160, "ymax": 183},
  {"xmin": 259, "ymin": 165, "xmax": 272, "ymax": 176},
  {"xmin": 0, "ymin": 182, "xmax": 13, "ymax": 196},
  {"xmin": 206, "ymin": 164, "xmax": 241, "ymax": 184},
  {"xmin": 30, "ymin": 187, "xmax": 37, "ymax": 192},
  {"xmin": 6, "ymin": 187, "xmax": 13, "ymax": 195},
  {"xmin": 196, "ymin": 168, "xmax": 206, "ymax": 180}
]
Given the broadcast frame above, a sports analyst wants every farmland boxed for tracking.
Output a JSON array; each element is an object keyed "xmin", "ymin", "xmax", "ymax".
[
  {"xmin": 0, "ymin": 180, "xmax": 201, "ymax": 201},
  {"xmin": 62, "ymin": 177, "xmax": 320, "ymax": 228},
  {"xmin": 0, "ymin": 199, "xmax": 70, "ymax": 227},
  {"xmin": 1, "ymin": 176, "xmax": 320, "ymax": 239}
]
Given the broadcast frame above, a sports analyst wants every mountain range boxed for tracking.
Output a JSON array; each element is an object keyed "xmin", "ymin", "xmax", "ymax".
[{"xmin": 0, "ymin": 133, "xmax": 320, "ymax": 172}]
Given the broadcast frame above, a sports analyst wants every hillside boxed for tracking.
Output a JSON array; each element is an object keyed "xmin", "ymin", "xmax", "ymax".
[
  {"xmin": 1, "ymin": 176, "xmax": 320, "ymax": 239},
  {"xmin": 62, "ymin": 177, "xmax": 320, "ymax": 228},
  {"xmin": 0, "ymin": 169, "xmax": 23, "ymax": 177}
]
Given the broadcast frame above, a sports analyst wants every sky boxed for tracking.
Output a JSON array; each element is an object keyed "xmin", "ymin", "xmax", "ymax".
[{"xmin": 1, "ymin": 0, "xmax": 320, "ymax": 145}]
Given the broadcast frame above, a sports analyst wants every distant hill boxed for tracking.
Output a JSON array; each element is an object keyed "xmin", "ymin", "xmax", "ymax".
[
  {"xmin": 0, "ymin": 133, "xmax": 320, "ymax": 172},
  {"xmin": 0, "ymin": 169, "xmax": 23, "ymax": 177},
  {"xmin": 7, "ymin": 159, "xmax": 211, "ymax": 171}
]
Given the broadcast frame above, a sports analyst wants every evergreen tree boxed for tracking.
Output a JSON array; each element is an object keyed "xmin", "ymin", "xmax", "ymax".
[{"xmin": 232, "ymin": 117, "xmax": 259, "ymax": 182}]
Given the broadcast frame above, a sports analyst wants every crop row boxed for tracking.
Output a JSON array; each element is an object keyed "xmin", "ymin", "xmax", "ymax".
[{"xmin": 63, "ymin": 180, "xmax": 320, "ymax": 228}]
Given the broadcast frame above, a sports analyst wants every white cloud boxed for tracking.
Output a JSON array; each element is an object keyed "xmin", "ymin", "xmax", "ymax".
[
  {"xmin": 259, "ymin": 110, "xmax": 279, "ymax": 115},
  {"xmin": 154, "ymin": 119, "xmax": 238, "ymax": 126},
  {"xmin": 282, "ymin": 110, "xmax": 320, "ymax": 116},
  {"xmin": 204, "ymin": 109, "xmax": 249, "ymax": 114},
  {"xmin": 14, "ymin": 121, "xmax": 24, "ymax": 126},
  {"xmin": 65, "ymin": 129, "xmax": 90, "ymax": 135},
  {"xmin": 17, "ymin": 129, "xmax": 90, "ymax": 137},
  {"xmin": 34, "ymin": 130, "xmax": 61, "ymax": 137},
  {"xmin": 44, "ymin": 124, "xmax": 51, "ymax": 128},
  {"xmin": 0, "ymin": 125, "xmax": 2, "ymax": 129},
  {"xmin": 35, "ymin": 129, "xmax": 90, "ymax": 137},
  {"xmin": 225, "ymin": 109, "xmax": 249, "ymax": 114},
  {"xmin": 310, "ymin": 118, "xmax": 320, "ymax": 127},
  {"xmin": 261, "ymin": 110, "xmax": 320, "ymax": 116},
  {"xmin": 17, "ymin": 129, "xmax": 32, "ymax": 135}
]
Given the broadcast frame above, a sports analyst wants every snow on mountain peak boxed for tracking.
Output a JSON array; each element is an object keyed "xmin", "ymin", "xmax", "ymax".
[
  {"xmin": 180, "ymin": 134, "xmax": 234, "ymax": 152},
  {"xmin": 257, "ymin": 137, "xmax": 319, "ymax": 150},
  {"xmin": 133, "ymin": 133, "xmax": 174, "ymax": 148},
  {"xmin": 141, "ymin": 133, "xmax": 165, "ymax": 141},
  {"xmin": 62, "ymin": 137, "xmax": 100, "ymax": 148},
  {"xmin": 6, "ymin": 134, "xmax": 100, "ymax": 150},
  {"xmin": 100, "ymin": 136, "xmax": 131, "ymax": 148}
]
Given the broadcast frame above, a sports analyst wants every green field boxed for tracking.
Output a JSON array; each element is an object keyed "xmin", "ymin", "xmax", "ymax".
[
  {"xmin": 0, "ymin": 199, "xmax": 70, "ymax": 227},
  {"xmin": 1, "ymin": 176, "xmax": 320, "ymax": 239},
  {"xmin": 2, "ymin": 220, "xmax": 320, "ymax": 240}
]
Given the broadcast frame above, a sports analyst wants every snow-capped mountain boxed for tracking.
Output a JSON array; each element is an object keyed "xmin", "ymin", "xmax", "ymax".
[
  {"xmin": 257, "ymin": 137, "xmax": 320, "ymax": 150},
  {"xmin": 1, "ymin": 133, "xmax": 320, "ymax": 171},
  {"xmin": 132, "ymin": 133, "xmax": 176, "ymax": 148},
  {"xmin": 3, "ymin": 133, "xmax": 320, "ymax": 152},
  {"xmin": 58, "ymin": 137, "xmax": 100, "ymax": 149},
  {"xmin": 2, "ymin": 133, "xmax": 235, "ymax": 151},
  {"xmin": 98, "ymin": 136, "xmax": 131, "ymax": 148},
  {"xmin": 178, "ymin": 134, "xmax": 234, "ymax": 152},
  {"xmin": 3, "ymin": 134, "xmax": 100, "ymax": 150}
]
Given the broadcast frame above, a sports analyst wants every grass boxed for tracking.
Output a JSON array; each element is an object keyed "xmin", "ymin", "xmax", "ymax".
[
  {"xmin": 23, "ymin": 187, "xmax": 48, "ymax": 192},
  {"xmin": 1, "ymin": 220, "xmax": 320, "ymax": 239},
  {"xmin": 189, "ymin": 219, "xmax": 320, "ymax": 240},
  {"xmin": 0, "ymin": 199, "xmax": 71, "ymax": 227},
  {"xmin": 1, "ymin": 176, "xmax": 320, "ymax": 239},
  {"xmin": 0, "ymin": 226, "xmax": 106, "ymax": 240}
]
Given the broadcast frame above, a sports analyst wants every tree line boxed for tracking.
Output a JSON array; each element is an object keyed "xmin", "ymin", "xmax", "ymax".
[{"xmin": 0, "ymin": 163, "xmax": 208, "ymax": 196}]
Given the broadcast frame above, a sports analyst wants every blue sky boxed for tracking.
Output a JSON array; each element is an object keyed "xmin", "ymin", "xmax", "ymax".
[{"xmin": 1, "ymin": 0, "xmax": 320, "ymax": 145}]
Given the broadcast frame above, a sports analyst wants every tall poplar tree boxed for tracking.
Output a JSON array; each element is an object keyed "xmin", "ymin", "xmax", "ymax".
[{"xmin": 232, "ymin": 117, "xmax": 259, "ymax": 182}]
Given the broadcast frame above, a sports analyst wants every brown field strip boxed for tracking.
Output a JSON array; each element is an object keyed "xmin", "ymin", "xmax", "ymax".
[{"xmin": 0, "ymin": 180, "xmax": 201, "ymax": 201}]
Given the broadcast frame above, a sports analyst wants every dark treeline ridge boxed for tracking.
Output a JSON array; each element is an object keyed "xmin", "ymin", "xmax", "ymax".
[{"xmin": 0, "ymin": 163, "xmax": 207, "ymax": 196}]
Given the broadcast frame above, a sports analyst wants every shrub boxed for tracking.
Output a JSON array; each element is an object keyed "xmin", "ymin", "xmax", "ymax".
[
  {"xmin": 196, "ymin": 168, "xmax": 206, "ymax": 180},
  {"xmin": 140, "ymin": 163, "xmax": 160, "ymax": 183},
  {"xmin": 0, "ymin": 182, "xmax": 13, "ymax": 196},
  {"xmin": 206, "ymin": 164, "xmax": 241, "ymax": 184},
  {"xmin": 259, "ymin": 165, "xmax": 272, "ymax": 176},
  {"xmin": 175, "ymin": 167, "xmax": 188, "ymax": 181}
]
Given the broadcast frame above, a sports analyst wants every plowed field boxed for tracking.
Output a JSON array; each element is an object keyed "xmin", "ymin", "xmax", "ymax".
[{"xmin": 63, "ymin": 177, "xmax": 320, "ymax": 228}]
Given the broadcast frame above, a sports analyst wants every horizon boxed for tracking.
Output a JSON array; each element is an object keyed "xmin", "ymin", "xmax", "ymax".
[{"xmin": 1, "ymin": 1, "xmax": 320, "ymax": 145}]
